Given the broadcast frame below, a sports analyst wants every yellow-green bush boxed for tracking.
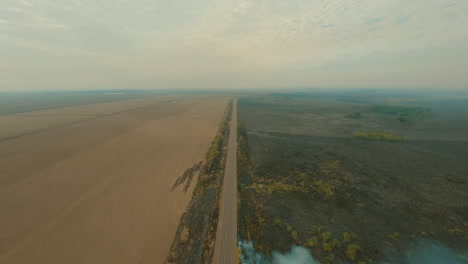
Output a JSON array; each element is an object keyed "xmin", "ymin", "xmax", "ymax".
[
  {"xmin": 292, "ymin": 231, "xmax": 298, "ymax": 240},
  {"xmin": 321, "ymin": 232, "xmax": 331, "ymax": 242},
  {"xmin": 330, "ymin": 238, "xmax": 341, "ymax": 249},
  {"xmin": 322, "ymin": 242, "xmax": 332, "ymax": 252},
  {"xmin": 388, "ymin": 232, "xmax": 400, "ymax": 241},
  {"xmin": 354, "ymin": 132, "xmax": 404, "ymax": 142},
  {"xmin": 346, "ymin": 244, "xmax": 362, "ymax": 260},
  {"xmin": 308, "ymin": 237, "xmax": 319, "ymax": 247}
]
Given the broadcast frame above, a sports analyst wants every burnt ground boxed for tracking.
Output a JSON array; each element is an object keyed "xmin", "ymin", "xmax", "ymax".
[{"xmin": 237, "ymin": 92, "xmax": 468, "ymax": 264}]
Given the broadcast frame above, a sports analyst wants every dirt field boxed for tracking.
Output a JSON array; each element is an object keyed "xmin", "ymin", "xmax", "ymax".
[{"xmin": 0, "ymin": 94, "xmax": 229, "ymax": 264}]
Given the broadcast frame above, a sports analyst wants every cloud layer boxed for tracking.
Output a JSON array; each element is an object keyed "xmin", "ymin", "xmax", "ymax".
[{"xmin": 1, "ymin": 0, "xmax": 467, "ymax": 90}]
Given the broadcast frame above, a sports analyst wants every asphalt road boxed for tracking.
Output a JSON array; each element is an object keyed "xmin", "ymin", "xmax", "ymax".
[{"xmin": 213, "ymin": 99, "xmax": 238, "ymax": 264}]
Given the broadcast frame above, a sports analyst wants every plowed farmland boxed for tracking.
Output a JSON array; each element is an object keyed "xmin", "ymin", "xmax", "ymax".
[{"xmin": 0, "ymin": 94, "xmax": 229, "ymax": 264}]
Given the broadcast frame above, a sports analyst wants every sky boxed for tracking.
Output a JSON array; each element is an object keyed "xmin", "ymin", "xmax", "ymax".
[{"xmin": 0, "ymin": 0, "xmax": 467, "ymax": 91}]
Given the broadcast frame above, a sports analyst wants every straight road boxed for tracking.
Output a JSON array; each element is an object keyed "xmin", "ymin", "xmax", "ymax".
[{"xmin": 213, "ymin": 99, "xmax": 238, "ymax": 264}]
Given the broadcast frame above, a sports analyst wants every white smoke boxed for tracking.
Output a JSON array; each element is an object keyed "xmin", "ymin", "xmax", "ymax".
[
  {"xmin": 239, "ymin": 241, "xmax": 319, "ymax": 264},
  {"xmin": 272, "ymin": 246, "xmax": 320, "ymax": 264},
  {"xmin": 397, "ymin": 240, "xmax": 468, "ymax": 264},
  {"xmin": 239, "ymin": 240, "xmax": 468, "ymax": 264}
]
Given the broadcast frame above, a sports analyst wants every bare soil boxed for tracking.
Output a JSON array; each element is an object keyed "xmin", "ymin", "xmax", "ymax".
[{"xmin": 0, "ymin": 94, "xmax": 228, "ymax": 264}]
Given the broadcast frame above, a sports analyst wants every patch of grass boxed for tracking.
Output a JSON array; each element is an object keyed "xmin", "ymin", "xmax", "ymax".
[
  {"xmin": 319, "ymin": 159, "xmax": 341, "ymax": 176},
  {"xmin": 311, "ymin": 179, "xmax": 336, "ymax": 197},
  {"xmin": 354, "ymin": 132, "xmax": 404, "ymax": 142}
]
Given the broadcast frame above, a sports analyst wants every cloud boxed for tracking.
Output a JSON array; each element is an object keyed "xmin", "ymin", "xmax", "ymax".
[
  {"xmin": 0, "ymin": 0, "xmax": 467, "ymax": 90},
  {"xmin": 365, "ymin": 17, "xmax": 385, "ymax": 26}
]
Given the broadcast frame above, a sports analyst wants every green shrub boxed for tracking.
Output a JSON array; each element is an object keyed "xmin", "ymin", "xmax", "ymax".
[
  {"xmin": 321, "ymin": 232, "xmax": 332, "ymax": 242},
  {"xmin": 292, "ymin": 231, "xmax": 298, "ymax": 240},
  {"xmin": 330, "ymin": 238, "xmax": 341, "ymax": 249},
  {"xmin": 346, "ymin": 244, "xmax": 362, "ymax": 260},
  {"xmin": 308, "ymin": 237, "xmax": 319, "ymax": 247},
  {"xmin": 322, "ymin": 242, "xmax": 332, "ymax": 252}
]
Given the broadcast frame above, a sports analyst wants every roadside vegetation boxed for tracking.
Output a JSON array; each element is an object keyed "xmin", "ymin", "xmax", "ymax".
[{"xmin": 166, "ymin": 99, "xmax": 233, "ymax": 264}]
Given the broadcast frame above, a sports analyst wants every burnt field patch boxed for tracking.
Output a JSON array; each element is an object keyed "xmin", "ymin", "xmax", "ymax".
[{"xmin": 237, "ymin": 93, "xmax": 468, "ymax": 264}]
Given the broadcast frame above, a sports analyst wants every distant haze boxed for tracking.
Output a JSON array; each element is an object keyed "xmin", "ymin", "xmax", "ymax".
[{"xmin": 1, "ymin": 0, "xmax": 467, "ymax": 91}]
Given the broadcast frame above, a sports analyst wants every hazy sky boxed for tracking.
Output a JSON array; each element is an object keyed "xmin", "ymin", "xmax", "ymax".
[{"xmin": 1, "ymin": 0, "xmax": 467, "ymax": 91}]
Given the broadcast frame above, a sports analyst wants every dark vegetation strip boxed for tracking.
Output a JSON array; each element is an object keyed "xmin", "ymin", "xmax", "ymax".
[
  {"xmin": 166, "ymin": 99, "xmax": 233, "ymax": 264},
  {"xmin": 371, "ymin": 105, "xmax": 432, "ymax": 123},
  {"xmin": 171, "ymin": 162, "xmax": 204, "ymax": 193}
]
